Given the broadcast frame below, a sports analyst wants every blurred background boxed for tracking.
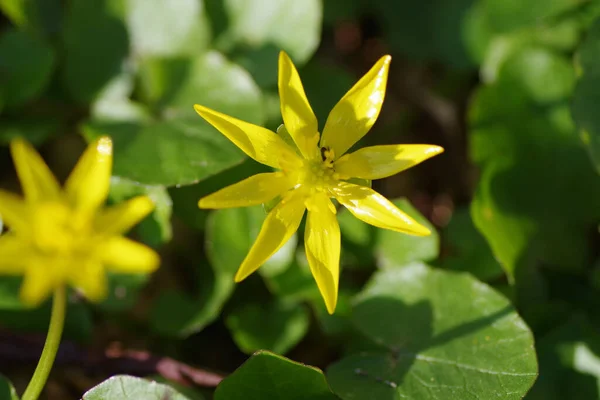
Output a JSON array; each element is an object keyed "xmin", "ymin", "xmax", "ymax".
[{"xmin": 2, "ymin": 0, "xmax": 600, "ymax": 399}]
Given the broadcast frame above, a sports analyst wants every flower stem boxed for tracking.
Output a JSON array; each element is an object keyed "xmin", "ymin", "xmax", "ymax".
[{"xmin": 21, "ymin": 286, "xmax": 67, "ymax": 400}]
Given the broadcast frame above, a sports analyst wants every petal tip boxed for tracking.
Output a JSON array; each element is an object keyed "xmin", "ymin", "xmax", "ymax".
[
  {"xmin": 134, "ymin": 195, "xmax": 155, "ymax": 216},
  {"xmin": 381, "ymin": 55, "xmax": 392, "ymax": 65},
  {"xmin": 193, "ymin": 104, "xmax": 213, "ymax": 118},
  {"xmin": 198, "ymin": 197, "xmax": 210, "ymax": 209},
  {"xmin": 94, "ymin": 136, "xmax": 113, "ymax": 156},
  {"xmin": 325, "ymin": 298, "xmax": 337, "ymax": 315},
  {"xmin": 432, "ymin": 145, "xmax": 444, "ymax": 155},
  {"xmin": 278, "ymin": 50, "xmax": 293, "ymax": 65},
  {"xmin": 233, "ymin": 270, "xmax": 247, "ymax": 283}
]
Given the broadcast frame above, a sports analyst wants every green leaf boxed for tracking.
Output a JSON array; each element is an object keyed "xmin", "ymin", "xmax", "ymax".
[
  {"xmin": 109, "ymin": 176, "xmax": 173, "ymax": 247},
  {"xmin": 469, "ymin": 47, "xmax": 600, "ymax": 281},
  {"xmin": 264, "ymin": 257, "xmax": 321, "ymax": 303},
  {"xmin": 91, "ymin": 72, "xmax": 151, "ymax": 122},
  {"xmin": 0, "ymin": 117, "xmax": 58, "ymax": 146},
  {"xmin": 139, "ymin": 51, "xmax": 264, "ymax": 123},
  {"xmin": 149, "ymin": 206, "xmax": 260, "ymax": 336},
  {"xmin": 464, "ymin": 2, "xmax": 586, "ymax": 77},
  {"xmin": 573, "ymin": 17, "xmax": 600, "ymax": 174},
  {"xmin": 482, "ymin": 0, "xmax": 584, "ymax": 33},
  {"xmin": 0, "ymin": 29, "xmax": 54, "ymax": 107},
  {"xmin": 222, "ymin": 0, "xmax": 322, "ymax": 63},
  {"xmin": 169, "ymin": 158, "xmax": 270, "ymax": 231},
  {"xmin": 215, "ymin": 351, "xmax": 338, "ymax": 400},
  {"xmin": 327, "ymin": 263, "xmax": 538, "ymax": 399},
  {"xmin": 0, "ymin": 277, "xmax": 23, "ymax": 310},
  {"xmin": 126, "ymin": 0, "xmax": 210, "ymax": 57},
  {"xmin": 63, "ymin": 0, "xmax": 129, "ymax": 104},
  {"xmin": 0, "ymin": 374, "xmax": 18, "ymax": 400},
  {"xmin": 438, "ymin": 208, "xmax": 504, "ymax": 281},
  {"xmin": 0, "ymin": 0, "xmax": 61, "ymax": 36},
  {"xmin": 375, "ymin": 198, "xmax": 439, "ymax": 268},
  {"xmin": 83, "ymin": 375, "xmax": 191, "ymax": 400},
  {"xmin": 528, "ymin": 315, "xmax": 600, "ymax": 399},
  {"xmin": 226, "ymin": 300, "xmax": 309, "ymax": 355},
  {"xmin": 373, "ymin": 0, "xmax": 475, "ymax": 68},
  {"xmin": 82, "ymin": 118, "xmax": 246, "ymax": 187}
]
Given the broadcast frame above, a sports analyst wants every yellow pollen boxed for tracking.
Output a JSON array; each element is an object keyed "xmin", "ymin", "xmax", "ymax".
[{"xmin": 296, "ymin": 158, "xmax": 339, "ymax": 193}]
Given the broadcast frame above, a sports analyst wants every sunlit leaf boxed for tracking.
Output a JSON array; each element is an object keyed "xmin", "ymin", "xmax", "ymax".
[
  {"xmin": 215, "ymin": 351, "xmax": 338, "ymax": 400},
  {"xmin": 327, "ymin": 263, "xmax": 538, "ymax": 399}
]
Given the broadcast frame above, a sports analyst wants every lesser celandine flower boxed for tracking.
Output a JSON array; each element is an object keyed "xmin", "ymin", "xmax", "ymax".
[
  {"xmin": 0, "ymin": 137, "xmax": 160, "ymax": 306},
  {"xmin": 0, "ymin": 137, "xmax": 160, "ymax": 400},
  {"xmin": 195, "ymin": 51, "xmax": 443, "ymax": 314}
]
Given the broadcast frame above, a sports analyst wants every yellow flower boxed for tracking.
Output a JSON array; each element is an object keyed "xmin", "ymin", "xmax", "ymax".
[
  {"xmin": 0, "ymin": 137, "xmax": 160, "ymax": 306},
  {"xmin": 195, "ymin": 52, "xmax": 443, "ymax": 314}
]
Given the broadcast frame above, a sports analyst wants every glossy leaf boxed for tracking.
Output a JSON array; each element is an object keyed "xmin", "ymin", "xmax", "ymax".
[
  {"xmin": 126, "ymin": 0, "xmax": 210, "ymax": 57},
  {"xmin": 83, "ymin": 375, "xmax": 191, "ymax": 400},
  {"xmin": 0, "ymin": 29, "xmax": 54, "ymax": 107},
  {"xmin": 62, "ymin": 0, "xmax": 128, "ymax": 104},
  {"xmin": 469, "ymin": 47, "xmax": 600, "ymax": 282},
  {"xmin": 0, "ymin": 374, "xmax": 18, "ymax": 400},
  {"xmin": 375, "ymin": 198, "xmax": 438, "ymax": 268},
  {"xmin": 139, "ymin": 51, "xmax": 264, "ymax": 123},
  {"xmin": 226, "ymin": 300, "xmax": 309, "ymax": 355},
  {"xmin": 149, "ymin": 206, "xmax": 262, "ymax": 336},
  {"xmin": 215, "ymin": 351, "xmax": 338, "ymax": 400},
  {"xmin": 82, "ymin": 118, "xmax": 246, "ymax": 187},
  {"xmin": 327, "ymin": 263, "xmax": 538, "ymax": 399},
  {"xmin": 223, "ymin": 0, "xmax": 322, "ymax": 63},
  {"xmin": 527, "ymin": 315, "xmax": 600, "ymax": 399}
]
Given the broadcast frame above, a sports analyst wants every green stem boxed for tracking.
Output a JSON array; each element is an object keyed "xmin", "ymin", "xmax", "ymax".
[{"xmin": 21, "ymin": 286, "xmax": 67, "ymax": 400}]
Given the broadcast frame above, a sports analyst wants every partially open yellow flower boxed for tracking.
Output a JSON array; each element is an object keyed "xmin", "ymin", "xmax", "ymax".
[
  {"xmin": 0, "ymin": 137, "xmax": 160, "ymax": 306},
  {"xmin": 195, "ymin": 52, "xmax": 443, "ymax": 314}
]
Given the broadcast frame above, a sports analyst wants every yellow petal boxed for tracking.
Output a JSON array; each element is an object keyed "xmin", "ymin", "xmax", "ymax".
[
  {"xmin": 0, "ymin": 190, "xmax": 29, "ymax": 233},
  {"xmin": 235, "ymin": 192, "xmax": 305, "ymax": 282},
  {"xmin": 320, "ymin": 55, "xmax": 391, "ymax": 158},
  {"xmin": 10, "ymin": 138, "xmax": 61, "ymax": 203},
  {"xmin": 199, "ymin": 172, "xmax": 294, "ymax": 209},
  {"xmin": 69, "ymin": 260, "xmax": 107, "ymax": 302},
  {"xmin": 304, "ymin": 195, "xmax": 340, "ymax": 314},
  {"xmin": 278, "ymin": 51, "xmax": 320, "ymax": 159},
  {"xmin": 194, "ymin": 104, "xmax": 302, "ymax": 170},
  {"xmin": 95, "ymin": 196, "xmax": 155, "ymax": 235},
  {"xmin": 65, "ymin": 136, "xmax": 113, "ymax": 212},
  {"xmin": 101, "ymin": 236, "xmax": 160, "ymax": 273},
  {"xmin": 20, "ymin": 263, "xmax": 55, "ymax": 307},
  {"xmin": 334, "ymin": 144, "xmax": 444, "ymax": 180},
  {"xmin": 332, "ymin": 182, "xmax": 430, "ymax": 236},
  {"xmin": 0, "ymin": 233, "xmax": 28, "ymax": 274}
]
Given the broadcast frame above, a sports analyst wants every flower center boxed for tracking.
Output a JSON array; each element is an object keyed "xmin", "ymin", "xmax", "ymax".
[
  {"xmin": 32, "ymin": 202, "xmax": 93, "ymax": 257},
  {"xmin": 296, "ymin": 146, "xmax": 340, "ymax": 194}
]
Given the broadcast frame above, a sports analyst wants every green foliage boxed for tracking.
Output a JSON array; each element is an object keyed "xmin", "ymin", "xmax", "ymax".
[
  {"xmin": 0, "ymin": 29, "xmax": 54, "ymax": 108},
  {"xmin": 376, "ymin": 198, "xmax": 439, "ymax": 268},
  {"xmin": 226, "ymin": 300, "xmax": 309, "ymax": 355},
  {"xmin": 83, "ymin": 375, "xmax": 191, "ymax": 400},
  {"xmin": 0, "ymin": 374, "xmax": 18, "ymax": 400},
  {"xmin": 5, "ymin": 0, "xmax": 600, "ymax": 398},
  {"xmin": 327, "ymin": 263, "xmax": 537, "ymax": 399},
  {"xmin": 214, "ymin": 351, "xmax": 338, "ymax": 400}
]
